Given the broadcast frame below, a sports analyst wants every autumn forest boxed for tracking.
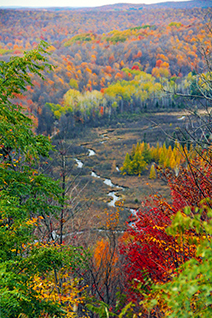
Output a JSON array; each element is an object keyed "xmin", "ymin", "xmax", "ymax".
[{"xmin": 1, "ymin": 1, "xmax": 212, "ymax": 317}]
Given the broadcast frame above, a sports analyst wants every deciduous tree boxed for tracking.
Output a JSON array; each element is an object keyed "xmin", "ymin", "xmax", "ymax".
[{"xmin": 0, "ymin": 42, "xmax": 86, "ymax": 317}]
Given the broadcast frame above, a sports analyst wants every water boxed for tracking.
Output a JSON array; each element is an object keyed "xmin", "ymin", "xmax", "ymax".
[
  {"xmin": 178, "ymin": 116, "xmax": 185, "ymax": 120},
  {"xmin": 88, "ymin": 149, "xmax": 95, "ymax": 156},
  {"xmin": 128, "ymin": 221, "xmax": 138, "ymax": 228},
  {"xmin": 130, "ymin": 208, "xmax": 137, "ymax": 216},
  {"xmin": 107, "ymin": 191, "xmax": 120, "ymax": 207},
  {"xmin": 75, "ymin": 158, "xmax": 83, "ymax": 168},
  {"xmin": 100, "ymin": 134, "xmax": 108, "ymax": 138},
  {"xmin": 91, "ymin": 171, "xmax": 101, "ymax": 178},
  {"xmin": 104, "ymin": 178, "xmax": 123, "ymax": 189},
  {"xmin": 104, "ymin": 178, "xmax": 115, "ymax": 187}
]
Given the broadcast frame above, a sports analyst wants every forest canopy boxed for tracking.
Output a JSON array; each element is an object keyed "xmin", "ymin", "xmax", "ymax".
[
  {"xmin": 1, "ymin": 3, "xmax": 212, "ymax": 317},
  {"xmin": 0, "ymin": 5, "xmax": 211, "ymax": 134}
]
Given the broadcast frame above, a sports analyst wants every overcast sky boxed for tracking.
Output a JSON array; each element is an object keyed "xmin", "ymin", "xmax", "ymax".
[{"xmin": 0, "ymin": 0, "xmax": 191, "ymax": 8}]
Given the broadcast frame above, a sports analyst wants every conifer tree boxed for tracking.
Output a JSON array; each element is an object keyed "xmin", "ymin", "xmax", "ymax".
[
  {"xmin": 149, "ymin": 163, "xmax": 156, "ymax": 179},
  {"xmin": 142, "ymin": 142, "xmax": 152, "ymax": 163},
  {"xmin": 159, "ymin": 148, "xmax": 166, "ymax": 166},
  {"xmin": 131, "ymin": 151, "xmax": 147, "ymax": 175},
  {"xmin": 154, "ymin": 142, "xmax": 161, "ymax": 162},
  {"xmin": 121, "ymin": 152, "xmax": 132, "ymax": 174},
  {"xmin": 170, "ymin": 152, "xmax": 177, "ymax": 170}
]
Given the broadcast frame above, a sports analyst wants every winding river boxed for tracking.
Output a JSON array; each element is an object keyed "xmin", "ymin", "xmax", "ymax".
[
  {"xmin": 74, "ymin": 158, "xmax": 83, "ymax": 168},
  {"xmin": 74, "ymin": 146, "xmax": 124, "ymax": 207}
]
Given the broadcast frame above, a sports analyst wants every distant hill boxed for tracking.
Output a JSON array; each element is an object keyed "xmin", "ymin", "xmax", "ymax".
[
  {"xmin": 149, "ymin": 0, "xmax": 212, "ymax": 9},
  {"xmin": 1, "ymin": 0, "xmax": 212, "ymax": 11},
  {"xmin": 86, "ymin": 1, "xmax": 212, "ymax": 11},
  {"xmin": 0, "ymin": 0, "xmax": 211, "ymax": 134}
]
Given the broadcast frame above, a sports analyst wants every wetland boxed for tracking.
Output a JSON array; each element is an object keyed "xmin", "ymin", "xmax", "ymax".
[{"xmin": 53, "ymin": 111, "xmax": 188, "ymax": 229}]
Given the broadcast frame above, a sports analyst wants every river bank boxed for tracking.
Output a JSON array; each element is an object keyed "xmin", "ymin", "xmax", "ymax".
[{"xmin": 56, "ymin": 111, "xmax": 187, "ymax": 229}]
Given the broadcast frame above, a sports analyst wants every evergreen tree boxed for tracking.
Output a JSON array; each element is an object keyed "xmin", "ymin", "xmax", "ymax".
[
  {"xmin": 170, "ymin": 152, "xmax": 177, "ymax": 170},
  {"xmin": 131, "ymin": 151, "xmax": 147, "ymax": 175},
  {"xmin": 121, "ymin": 152, "xmax": 132, "ymax": 174},
  {"xmin": 149, "ymin": 163, "xmax": 156, "ymax": 179},
  {"xmin": 159, "ymin": 148, "xmax": 166, "ymax": 166},
  {"xmin": 142, "ymin": 142, "xmax": 152, "ymax": 163}
]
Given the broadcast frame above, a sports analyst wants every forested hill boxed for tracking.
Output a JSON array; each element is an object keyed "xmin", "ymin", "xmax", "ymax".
[
  {"xmin": 2, "ymin": 0, "xmax": 212, "ymax": 10},
  {"xmin": 66, "ymin": 1, "xmax": 212, "ymax": 11},
  {"xmin": 1, "ymin": 3, "xmax": 212, "ymax": 317},
  {"xmin": 0, "ymin": 1, "xmax": 212, "ymax": 135}
]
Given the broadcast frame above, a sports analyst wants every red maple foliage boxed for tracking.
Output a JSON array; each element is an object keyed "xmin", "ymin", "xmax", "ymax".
[{"xmin": 119, "ymin": 152, "xmax": 212, "ymax": 304}]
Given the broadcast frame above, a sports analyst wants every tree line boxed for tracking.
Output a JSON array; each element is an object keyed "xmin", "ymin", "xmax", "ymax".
[
  {"xmin": 1, "ymin": 41, "xmax": 212, "ymax": 317},
  {"xmin": 0, "ymin": 7, "xmax": 211, "ymax": 134}
]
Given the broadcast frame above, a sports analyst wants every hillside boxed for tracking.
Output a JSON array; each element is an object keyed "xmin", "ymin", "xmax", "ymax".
[
  {"xmin": 2, "ymin": 1, "xmax": 212, "ymax": 10},
  {"xmin": 0, "ymin": 2, "xmax": 211, "ymax": 136},
  {"xmin": 1, "ymin": 2, "xmax": 212, "ymax": 317}
]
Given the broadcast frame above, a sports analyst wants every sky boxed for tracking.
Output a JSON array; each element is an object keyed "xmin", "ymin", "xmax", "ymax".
[{"xmin": 0, "ymin": 0, "xmax": 191, "ymax": 8}]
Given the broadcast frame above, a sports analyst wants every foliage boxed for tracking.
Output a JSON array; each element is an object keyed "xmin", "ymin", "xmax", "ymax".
[
  {"xmin": 1, "ymin": 6, "xmax": 212, "ymax": 317},
  {"xmin": 119, "ymin": 195, "xmax": 196, "ymax": 305},
  {"xmin": 81, "ymin": 208, "xmax": 127, "ymax": 315},
  {"xmin": 121, "ymin": 141, "xmax": 196, "ymax": 176},
  {"xmin": 33, "ymin": 270, "xmax": 85, "ymax": 317},
  {"xmin": 119, "ymin": 149, "xmax": 212, "ymax": 311},
  {"xmin": 87, "ymin": 300, "xmax": 134, "ymax": 318},
  {"xmin": 142, "ymin": 202, "xmax": 212, "ymax": 317},
  {"xmin": 64, "ymin": 33, "xmax": 95, "ymax": 46},
  {"xmin": 149, "ymin": 163, "xmax": 156, "ymax": 179},
  {"xmin": 0, "ymin": 43, "xmax": 86, "ymax": 317},
  {"xmin": 120, "ymin": 142, "xmax": 149, "ymax": 175},
  {"xmin": 0, "ymin": 6, "xmax": 211, "ymax": 135}
]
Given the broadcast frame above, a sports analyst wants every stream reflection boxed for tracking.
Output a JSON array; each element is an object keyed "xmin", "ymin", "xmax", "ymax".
[
  {"xmin": 107, "ymin": 192, "xmax": 120, "ymax": 207},
  {"xmin": 88, "ymin": 149, "xmax": 95, "ymax": 156},
  {"xmin": 77, "ymin": 145, "xmax": 123, "ymax": 208},
  {"xmin": 75, "ymin": 158, "xmax": 83, "ymax": 168},
  {"xmin": 91, "ymin": 171, "xmax": 101, "ymax": 178}
]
